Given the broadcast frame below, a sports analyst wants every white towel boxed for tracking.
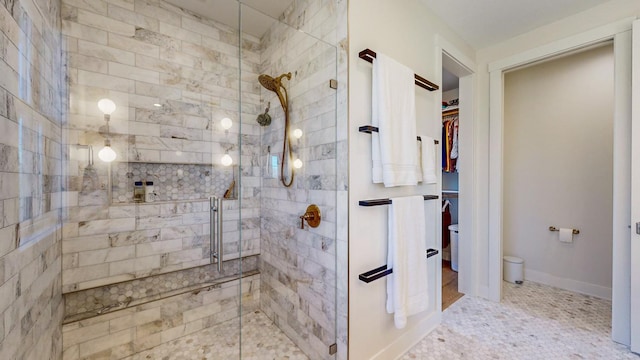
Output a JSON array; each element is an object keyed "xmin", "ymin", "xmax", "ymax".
[
  {"xmin": 418, "ymin": 135, "xmax": 437, "ymax": 184},
  {"xmin": 372, "ymin": 53, "xmax": 418, "ymax": 187},
  {"xmin": 386, "ymin": 196, "xmax": 429, "ymax": 329}
]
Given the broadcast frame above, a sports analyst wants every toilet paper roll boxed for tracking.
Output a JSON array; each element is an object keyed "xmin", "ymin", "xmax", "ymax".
[{"xmin": 559, "ymin": 228, "xmax": 573, "ymax": 243}]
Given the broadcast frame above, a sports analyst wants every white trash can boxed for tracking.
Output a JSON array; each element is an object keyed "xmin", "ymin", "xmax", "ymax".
[
  {"xmin": 449, "ymin": 224, "xmax": 459, "ymax": 272},
  {"xmin": 503, "ymin": 256, "xmax": 524, "ymax": 284}
]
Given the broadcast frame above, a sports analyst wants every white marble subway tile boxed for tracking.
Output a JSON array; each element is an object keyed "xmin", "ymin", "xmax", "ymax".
[
  {"xmin": 78, "ymin": 328, "xmax": 134, "ymax": 358},
  {"xmin": 62, "ymin": 20, "xmax": 108, "ymax": 44},
  {"xmin": 158, "ymin": 21, "xmax": 201, "ymax": 45},
  {"xmin": 159, "ymin": 150, "xmax": 203, "ymax": 164},
  {"xmin": 78, "ymin": 40, "xmax": 135, "ymax": 65},
  {"xmin": 77, "ymin": 70, "xmax": 136, "ymax": 92},
  {"xmin": 108, "ymin": 33, "xmax": 160, "ymax": 57},
  {"xmin": 135, "ymin": 214, "xmax": 182, "ymax": 230},
  {"xmin": 109, "ymin": 254, "xmax": 161, "ymax": 276},
  {"xmin": 134, "ymin": 81, "xmax": 182, "ymax": 99},
  {"xmin": 164, "ymin": 248, "xmax": 203, "ymax": 265},
  {"xmin": 63, "ymin": 263, "xmax": 110, "ymax": 285},
  {"xmin": 69, "ymin": 53, "xmax": 109, "ymax": 73},
  {"xmin": 180, "ymin": 17, "xmax": 220, "ymax": 40},
  {"xmin": 109, "ymin": 62, "xmax": 160, "ymax": 84},
  {"xmin": 78, "ymin": 245, "xmax": 136, "ymax": 267},
  {"xmin": 76, "ymin": 273, "xmax": 137, "ymax": 291},
  {"xmin": 127, "ymin": 121, "xmax": 160, "ymax": 136},
  {"xmin": 77, "ymin": 9, "xmax": 136, "ymax": 36},
  {"xmin": 64, "ymin": 0, "xmax": 108, "ymax": 14},
  {"xmin": 135, "ymin": 239, "xmax": 182, "ymax": 256},
  {"xmin": 107, "ymin": 3, "xmax": 158, "ymax": 31},
  {"xmin": 78, "ymin": 217, "xmax": 136, "ymax": 235},
  {"xmin": 134, "ymin": 0, "xmax": 181, "ymax": 27}
]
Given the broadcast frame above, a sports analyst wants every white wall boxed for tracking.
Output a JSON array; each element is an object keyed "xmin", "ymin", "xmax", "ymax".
[
  {"xmin": 348, "ymin": 1, "xmax": 474, "ymax": 358},
  {"xmin": 503, "ymin": 44, "xmax": 614, "ymax": 299},
  {"xmin": 473, "ymin": 0, "xmax": 640, "ymax": 298}
]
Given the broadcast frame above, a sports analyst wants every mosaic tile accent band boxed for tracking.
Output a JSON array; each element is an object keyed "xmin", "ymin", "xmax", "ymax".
[
  {"xmin": 111, "ymin": 162, "xmax": 237, "ymax": 203},
  {"xmin": 64, "ymin": 256, "xmax": 258, "ymax": 322}
]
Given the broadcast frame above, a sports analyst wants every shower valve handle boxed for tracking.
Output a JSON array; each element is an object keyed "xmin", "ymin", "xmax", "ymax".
[{"xmin": 299, "ymin": 204, "xmax": 321, "ymax": 229}]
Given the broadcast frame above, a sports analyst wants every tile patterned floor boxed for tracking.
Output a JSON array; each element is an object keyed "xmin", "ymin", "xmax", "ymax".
[
  {"xmin": 403, "ymin": 281, "xmax": 639, "ymax": 360},
  {"xmin": 125, "ymin": 310, "xmax": 308, "ymax": 360}
]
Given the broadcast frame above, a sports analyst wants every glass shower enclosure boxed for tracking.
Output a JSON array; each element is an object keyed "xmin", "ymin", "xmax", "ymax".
[{"xmin": 61, "ymin": 0, "xmax": 337, "ymax": 358}]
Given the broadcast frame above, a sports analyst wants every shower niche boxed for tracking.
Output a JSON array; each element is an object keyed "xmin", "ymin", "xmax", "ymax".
[{"xmin": 111, "ymin": 162, "xmax": 238, "ymax": 204}]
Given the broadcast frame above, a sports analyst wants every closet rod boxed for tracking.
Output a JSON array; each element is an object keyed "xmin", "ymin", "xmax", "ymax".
[
  {"xmin": 359, "ymin": 126, "xmax": 439, "ymax": 144},
  {"xmin": 359, "ymin": 249, "xmax": 439, "ymax": 283},
  {"xmin": 358, "ymin": 48, "xmax": 439, "ymax": 91},
  {"xmin": 359, "ymin": 195, "xmax": 439, "ymax": 207}
]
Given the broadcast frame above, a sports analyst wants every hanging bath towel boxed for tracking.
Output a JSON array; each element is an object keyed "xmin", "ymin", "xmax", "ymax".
[
  {"xmin": 386, "ymin": 195, "xmax": 429, "ymax": 329},
  {"xmin": 372, "ymin": 53, "xmax": 418, "ymax": 187}
]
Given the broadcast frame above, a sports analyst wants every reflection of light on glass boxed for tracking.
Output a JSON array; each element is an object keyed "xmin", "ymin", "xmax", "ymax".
[
  {"xmin": 98, "ymin": 98, "xmax": 117, "ymax": 162},
  {"xmin": 271, "ymin": 155, "xmax": 278, "ymax": 178},
  {"xmin": 98, "ymin": 98, "xmax": 116, "ymax": 115},
  {"xmin": 221, "ymin": 117, "xmax": 232, "ymax": 130},
  {"xmin": 221, "ymin": 153, "xmax": 232, "ymax": 166},
  {"xmin": 293, "ymin": 158, "xmax": 303, "ymax": 169},
  {"xmin": 98, "ymin": 143, "xmax": 116, "ymax": 162},
  {"xmin": 292, "ymin": 128, "xmax": 303, "ymax": 139},
  {"xmin": 153, "ymin": 103, "xmax": 162, "ymax": 107}
]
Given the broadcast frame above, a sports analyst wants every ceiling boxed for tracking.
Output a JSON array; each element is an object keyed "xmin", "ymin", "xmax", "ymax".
[
  {"xmin": 164, "ymin": 0, "xmax": 294, "ymax": 38},
  {"xmin": 419, "ymin": 0, "xmax": 614, "ymax": 49}
]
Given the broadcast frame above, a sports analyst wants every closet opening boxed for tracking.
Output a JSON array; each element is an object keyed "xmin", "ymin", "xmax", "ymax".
[{"xmin": 441, "ymin": 53, "xmax": 471, "ymax": 310}]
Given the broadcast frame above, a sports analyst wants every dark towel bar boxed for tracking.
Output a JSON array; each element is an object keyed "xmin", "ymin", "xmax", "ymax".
[
  {"xmin": 359, "ymin": 125, "xmax": 439, "ymax": 144},
  {"xmin": 359, "ymin": 249, "xmax": 440, "ymax": 283},
  {"xmin": 359, "ymin": 195, "xmax": 439, "ymax": 207},
  {"xmin": 359, "ymin": 48, "xmax": 439, "ymax": 91}
]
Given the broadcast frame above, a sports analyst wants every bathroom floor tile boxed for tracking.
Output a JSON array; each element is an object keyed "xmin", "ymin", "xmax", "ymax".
[
  {"xmin": 402, "ymin": 281, "xmax": 637, "ymax": 359},
  {"xmin": 125, "ymin": 310, "xmax": 308, "ymax": 360}
]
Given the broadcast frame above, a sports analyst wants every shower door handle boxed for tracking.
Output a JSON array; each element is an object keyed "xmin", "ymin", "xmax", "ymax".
[{"xmin": 210, "ymin": 196, "xmax": 223, "ymax": 272}]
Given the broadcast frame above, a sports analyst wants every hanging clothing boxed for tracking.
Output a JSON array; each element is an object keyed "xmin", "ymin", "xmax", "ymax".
[{"xmin": 442, "ymin": 117, "xmax": 458, "ymax": 173}]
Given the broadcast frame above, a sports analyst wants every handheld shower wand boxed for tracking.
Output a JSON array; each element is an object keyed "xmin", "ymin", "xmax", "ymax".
[{"xmin": 258, "ymin": 72, "xmax": 294, "ymax": 187}]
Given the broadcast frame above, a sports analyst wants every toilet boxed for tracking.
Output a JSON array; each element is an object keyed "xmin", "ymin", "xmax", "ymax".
[
  {"xmin": 448, "ymin": 224, "xmax": 459, "ymax": 271},
  {"xmin": 503, "ymin": 256, "xmax": 524, "ymax": 284}
]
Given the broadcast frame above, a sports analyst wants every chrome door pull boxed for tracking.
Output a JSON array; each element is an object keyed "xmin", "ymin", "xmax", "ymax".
[{"xmin": 210, "ymin": 196, "xmax": 223, "ymax": 271}]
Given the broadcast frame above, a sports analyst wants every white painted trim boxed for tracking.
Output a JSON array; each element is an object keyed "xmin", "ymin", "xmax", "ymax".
[
  {"xmin": 488, "ymin": 70, "xmax": 503, "ymax": 302},
  {"xmin": 611, "ymin": 29, "xmax": 632, "ymax": 347},
  {"xmin": 487, "ymin": 17, "xmax": 635, "ymax": 344},
  {"xmin": 630, "ymin": 18, "xmax": 640, "ymax": 354},
  {"xmin": 457, "ymin": 74, "xmax": 475, "ymax": 297},
  {"xmin": 436, "ymin": 35, "xmax": 477, "ymax": 298},
  {"xmin": 525, "ymin": 270, "xmax": 612, "ymax": 301},
  {"xmin": 368, "ymin": 311, "xmax": 441, "ymax": 360},
  {"xmin": 488, "ymin": 17, "xmax": 634, "ymax": 72}
]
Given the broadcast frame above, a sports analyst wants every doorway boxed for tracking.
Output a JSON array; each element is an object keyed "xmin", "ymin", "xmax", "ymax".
[
  {"xmin": 487, "ymin": 21, "xmax": 635, "ymax": 349},
  {"xmin": 440, "ymin": 49, "xmax": 474, "ymax": 310}
]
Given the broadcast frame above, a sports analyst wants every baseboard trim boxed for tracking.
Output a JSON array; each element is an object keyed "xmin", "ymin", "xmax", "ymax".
[
  {"xmin": 368, "ymin": 311, "xmax": 441, "ymax": 360},
  {"xmin": 525, "ymin": 269, "xmax": 612, "ymax": 300}
]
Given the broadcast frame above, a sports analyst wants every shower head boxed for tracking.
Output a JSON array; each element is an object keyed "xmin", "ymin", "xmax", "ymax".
[
  {"xmin": 258, "ymin": 72, "xmax": 291, "ymax": 117},
  {"xmin": 258, "ymin": 74, "xmax": 277, "ymax": 92}
]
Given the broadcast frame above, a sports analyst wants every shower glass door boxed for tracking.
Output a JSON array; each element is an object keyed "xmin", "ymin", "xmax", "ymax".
[
  {"xmin": 62, "ymin": 0, "xmax": 337, "ymax": 358},
  {"xmin": 239, "ymin": 3, "xmax": 338, "ymax": 359}
]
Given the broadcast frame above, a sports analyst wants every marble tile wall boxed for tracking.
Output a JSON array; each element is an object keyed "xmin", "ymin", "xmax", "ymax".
[
  {"xmin": 62, "ymin": 273, "xmax": 260, "ymax": 360},
  {"xmin": 0, "ymin": 0, "xmax": 66, "ymax": 359},
  {"xmin": 257, "ymin": 1, "xmax": 341, "ymax": 358},
  {"xmin": 61, "ymin": 0, "xmax": 262, "ymax": 291}
]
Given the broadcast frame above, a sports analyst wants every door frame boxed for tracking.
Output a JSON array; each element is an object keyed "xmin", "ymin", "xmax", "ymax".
[
  {"xmin": 436, "ymin": 36, "xmax": 477, "ymax": 298},
  {"xmin": 487, "ymin": 17, "xmax": 635, "ymax": 346}
]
